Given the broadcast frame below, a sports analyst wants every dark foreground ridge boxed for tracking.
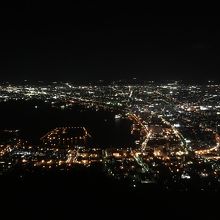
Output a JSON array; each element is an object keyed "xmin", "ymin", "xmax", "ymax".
[{"xmin": 1, "ymin": 168, "xmax": 220, "ymax": 219}]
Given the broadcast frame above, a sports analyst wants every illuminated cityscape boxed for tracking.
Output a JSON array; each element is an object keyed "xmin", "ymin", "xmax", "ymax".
[
  {"xmin": 2, "ymin": 4, "xmax": 220, "ymax": 217},
  {"xmin": 1, "ymin": 80, "xmax": 220, "ymax": 192}
]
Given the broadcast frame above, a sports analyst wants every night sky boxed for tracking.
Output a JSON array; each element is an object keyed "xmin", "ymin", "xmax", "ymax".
[{"xmin": 1, "ymin": 3, "xmax": 220, "ymax": 82}]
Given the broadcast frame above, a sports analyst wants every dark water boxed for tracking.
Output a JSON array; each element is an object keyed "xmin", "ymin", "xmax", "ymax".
[{"xmin": 0, "ymin": 100, "xmax": 135, "ymax": 148}]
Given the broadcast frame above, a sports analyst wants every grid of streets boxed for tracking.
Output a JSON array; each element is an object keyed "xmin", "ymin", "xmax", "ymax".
[{"xmin": 1, "ymin": 80, "xmax": 220, "ymax": 191}]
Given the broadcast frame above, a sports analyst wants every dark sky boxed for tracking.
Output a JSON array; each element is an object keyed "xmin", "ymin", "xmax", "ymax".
[{"xmin": 1, "ymin": 2, "xmax": 220, "ymax": 82}]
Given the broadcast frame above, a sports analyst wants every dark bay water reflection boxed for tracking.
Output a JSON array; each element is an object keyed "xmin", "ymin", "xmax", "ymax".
[{"xmin": 0, "ymin": 100, "xmax": 135, "ymax": 148}]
